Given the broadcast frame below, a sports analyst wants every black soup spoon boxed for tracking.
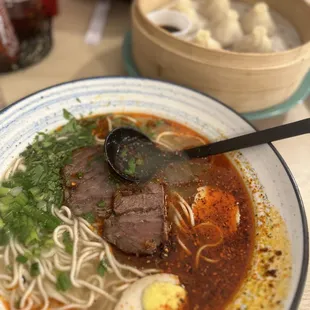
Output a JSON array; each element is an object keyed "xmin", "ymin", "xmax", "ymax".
[{"xmin": 104, "ymin": 118, "xmax": 310, "ymax": 183}]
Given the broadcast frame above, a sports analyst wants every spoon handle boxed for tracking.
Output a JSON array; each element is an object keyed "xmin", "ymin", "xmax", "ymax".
[{"xmin": 185, "ymin": 118, "xmax": 310, "ymax": 159}]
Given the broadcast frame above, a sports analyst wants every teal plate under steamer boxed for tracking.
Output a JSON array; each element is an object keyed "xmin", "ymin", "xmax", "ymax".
[{"xmin": 122, "ymin": 32, "xmax": 310, "ymax": 121}]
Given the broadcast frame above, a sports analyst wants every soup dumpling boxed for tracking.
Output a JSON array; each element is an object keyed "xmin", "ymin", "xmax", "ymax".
[
  {"xmin": 193, "ymin": 29, "xmax": 222, "ymax": 50},
  {"xmin": 174, "ymin": 0, "xmax": 202, "ymax": 29},
  {"xmin": 201, "ymin": 0, "xmax": 231, "ymax": 23},
  {"xmin": 241, "ymin": 2, "xmax": 276, "ymax": 35},
  {"xmin": 210, "ymin": 9, "xmax": 243, "ymax": 47},
  {"xmin": 233, "ymin": 26, "xmax": 273, "ymax": 53}
]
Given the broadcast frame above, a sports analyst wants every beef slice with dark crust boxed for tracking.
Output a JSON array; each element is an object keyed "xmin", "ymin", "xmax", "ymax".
[
  {"xmin": 103, "ymin": 183, "xmax": 168, "ymax": 255},
  {"xmin": 62, "ymin": 146, "xmax": 116, "ymax": 218}
]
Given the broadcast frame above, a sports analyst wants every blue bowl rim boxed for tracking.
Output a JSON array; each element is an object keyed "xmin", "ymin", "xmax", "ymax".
[{"xmin": 0, "ymin": 76, "xmax": 308, "ymax": 310}]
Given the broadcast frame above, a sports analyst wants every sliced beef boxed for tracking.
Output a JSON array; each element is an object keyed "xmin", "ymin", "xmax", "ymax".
[
  {"xmin": 113, "ymin": 183, "xmax": 165, "ymax": 215},
  {"xmin": 62, "ymin": 146, "xmax": 116, "ymax": 218},
  {"xmin": 103, "ymin": 183, "xmax": 168, "ymax": 255},
  {"xmin": 63, "ymin": 147, "xmax": 169, "ymax": 255}
]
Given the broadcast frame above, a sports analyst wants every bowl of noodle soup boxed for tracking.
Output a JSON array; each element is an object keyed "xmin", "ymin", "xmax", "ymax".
[{"xmin": 0, "ymin": 77, "xmax": 308, "ymax": 310}]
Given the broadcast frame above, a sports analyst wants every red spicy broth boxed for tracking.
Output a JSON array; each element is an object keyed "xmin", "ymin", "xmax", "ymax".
[{"xmin": 87, "ymin": 113, "xmax": 255, "ymax": 310}]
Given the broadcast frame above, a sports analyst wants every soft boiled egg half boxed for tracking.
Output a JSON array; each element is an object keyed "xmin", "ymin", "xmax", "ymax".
[
  {"xmin": 192, "ymin": 186, "xmax": 240, "ymax": 236},
  {"xmin": 0, "ymin": 299, "xmax": 8, "ymax": 310},
  {"xmin": 114, "ymin": 273, "xmax": 187, "ymax": 310}
]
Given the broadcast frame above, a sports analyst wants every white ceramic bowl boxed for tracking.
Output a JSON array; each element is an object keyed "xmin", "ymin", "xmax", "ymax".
[
  {"xmin": 0, "ymin": 77, "xmax": 308, "ymax": 309},
  {"xmin": 147, "ymin": 9, "xmax": 192, "ymax": 39}
]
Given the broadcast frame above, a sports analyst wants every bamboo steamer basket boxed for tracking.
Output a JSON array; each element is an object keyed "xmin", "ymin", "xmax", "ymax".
[{"xmin": 131, "ymin": 0, "xmax": 310, "ymax": 113}]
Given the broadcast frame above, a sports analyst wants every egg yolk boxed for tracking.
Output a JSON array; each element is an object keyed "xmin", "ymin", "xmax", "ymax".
[
  {"xmin": 193, "ymin": 186, "xmax": 240, "ymax": 235},
  {"xmin": 142, "ymin": 282, "xmax": 187, "ymax": 310}
]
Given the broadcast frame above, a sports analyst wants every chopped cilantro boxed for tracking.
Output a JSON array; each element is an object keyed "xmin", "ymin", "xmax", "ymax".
[
  {"xmin": 155, "ymin": 120, "xmax": 165, "ymax": 126},
  {"xmin": 63, "ymin": 109, "xmax": 73, "ymax": 120},
  {"xmin": 6, "ymin": 265, "xmax": 12, "ymax": 272},
  {"xmin": 0, "ymin": 109, "xmax": 95, "ymax": 249},
  {"xmin": 30, "ymin": 262, "xmax": 40, "ymax": 277},
  {"xmin": 82, "ymin": 212, "xmax": 95, "ymax": 224},
  {"xmin": 97, "ymin": 259, "xmax": 107, "ymax": 276},
  {"xmin": 31, "ymin": 165, "xmax": 44, "ymax": 183},
  {"xmin": 140, "ymin": 124, "xmax": 156, "ymax": 139},
  {"xmin": 97, "ymin": 201, "xmax": 106, "ymax": 208},
  {"xmin": 108, "ymin": 174, "xmax": 120, "ymax": 186},
  {"xmin": 16, "ymin": 255, "xmax": 28, "ymax": 264},
  {"xmin": 63, "ymin": 232, "xmax": 73, "ymax": 254},
  {"xmin": 0, "ymin": 229, "xmax": 9, "ymax": 246},
  {"xmin": 125, "ymin": 158, "xmax": 136, "ymax": 176},
  {"xmin": 76, "ymin": 171, "xmax": 84, "ymax": 179},
  {"xmin": 56, "ymin": 272, "xmax": 72, "ymax": 292},
  {"xmin": 120, "ymin": 149, "xmax": 127, "ymax": 158},
  {"xmin": 0, "ymin": 218, "xmax": 4, "ymax": 229}
]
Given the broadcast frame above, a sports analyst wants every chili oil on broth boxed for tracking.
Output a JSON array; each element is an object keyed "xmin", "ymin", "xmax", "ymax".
[
  {"xmin": 0, "ymin": 112, "xmax": 255, "ymax": 310},
  {"xmin": 113, "ymin": 166, "xmax": 255, "ymax": 309},
  {"xmin": 90, "ymin": 113, "xmax": 256, "ymax": 309}
]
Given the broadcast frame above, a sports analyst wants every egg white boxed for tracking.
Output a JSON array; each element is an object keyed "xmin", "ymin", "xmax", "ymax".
[{"xmin": 0, "ymin": 300, "xmax": 6, "ymax": 310}]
